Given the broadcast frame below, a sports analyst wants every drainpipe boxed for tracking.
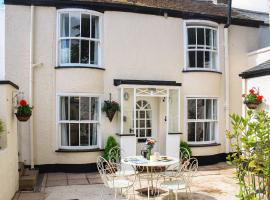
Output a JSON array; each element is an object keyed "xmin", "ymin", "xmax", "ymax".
[
  {"xmin": 224, "ymin": 0, "xmax": 232, "ymax": 154},
  {"xmin": 29, "ymin": 5, "xmax": 35, "ymax": 169}
]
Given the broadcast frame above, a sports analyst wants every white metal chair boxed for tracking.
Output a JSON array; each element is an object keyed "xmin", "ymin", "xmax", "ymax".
[
  {"xmin": 96, "ymin": 156, "xmax": 136, "ymax": 200},
  {"xmin": 159, "ymin": 158, "xmax": 198, "ymax": 200}
]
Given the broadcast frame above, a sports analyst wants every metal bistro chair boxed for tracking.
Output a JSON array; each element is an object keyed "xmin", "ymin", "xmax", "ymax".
[
  {"xmin": 159, "ymin": 158, "xmax": 199, "ymax": 200},
  {"xmin": 161, "ymin": 147, "xmax": 191, "ymax": 180},
  {"xmin": 108, "ymin": 146, "xmax": 136, "ymax": 176},
  {"xmin": 96, "ymin": 156, "xmax": 136, "ymax": 200}
]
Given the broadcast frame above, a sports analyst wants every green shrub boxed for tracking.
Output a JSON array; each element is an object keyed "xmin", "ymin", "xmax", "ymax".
[
  {"xmin": 180, "ymin": 140, "xmax": 192, "ymax": 157},
  {"xmin": 0, "ymin": 119, "xmax": 4, "ymax": 135},
  {"xmin": 104, "ymin": 136, "xmax": 119, "ymax": 161}
]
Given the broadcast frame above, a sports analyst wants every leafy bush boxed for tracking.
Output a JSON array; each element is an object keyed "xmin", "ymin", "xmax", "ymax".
[
  {"xmin": 180, "ymin": 140, "xmax": 192, "ymax": 157},
  {"xmin": 0, "ymin": 119, "xmax": 4, "ymax": 134},
  {"xmin": 104, "ymin": 136, "xmax": 119, "ymax": 161},
  {"xmin": 227, "ymin": 110, "xmax": 270, "ymax": 200}
]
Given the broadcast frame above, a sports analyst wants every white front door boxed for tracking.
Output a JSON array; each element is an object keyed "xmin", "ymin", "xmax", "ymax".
[{"xmin": 135, "ymin": 97, "xmax": 158, "ymax": 155}]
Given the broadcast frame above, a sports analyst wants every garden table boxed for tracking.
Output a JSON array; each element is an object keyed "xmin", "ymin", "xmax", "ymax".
[{"xmin": 122, "ymin": 156, "xmax": 179, "ymax": 199}]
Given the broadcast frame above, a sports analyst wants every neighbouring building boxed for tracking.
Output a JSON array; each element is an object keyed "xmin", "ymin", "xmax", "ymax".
[{"xmin": 3, "ymin": 0, "xmax": 270, "ymax": 171}]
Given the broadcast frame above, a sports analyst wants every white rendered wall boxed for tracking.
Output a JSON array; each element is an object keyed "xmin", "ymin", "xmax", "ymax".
[{"xmin": 0, "ymin": 8, "xmax": 4, "ymax": 80}]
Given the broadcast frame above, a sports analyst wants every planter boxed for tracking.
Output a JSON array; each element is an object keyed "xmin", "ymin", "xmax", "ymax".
[
  {"xmin": 105, "ymin": 110, "xmax": 117, "ymax": 122},
  {"xmin": 245, "ymin": 103, "xmax": 259, "ymax": 110},
  {"xmin": 15, "ymin": 114, "xmax": 31, "ymax": 122}
]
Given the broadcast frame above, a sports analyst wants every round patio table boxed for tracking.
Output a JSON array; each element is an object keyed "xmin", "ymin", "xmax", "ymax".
[{"xmin": 122, "ymin": 156, "xmax": 179, "ymax": 200}]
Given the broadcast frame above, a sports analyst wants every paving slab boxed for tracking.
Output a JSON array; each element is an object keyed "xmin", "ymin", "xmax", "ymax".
[
  {"xmin": 46, "ymin": 179, "xmax": 68, "ymax": 187},
  {"xmin": 47, "ymin": 173, "xmax": 66, "ymax": 180},
  {"xmin": 67, "ymin": 173, "xmax": 86, "ymax": 180},
  {"xmin": 68, "ymin": 178, "xmax": 89, "ymax": 185}
]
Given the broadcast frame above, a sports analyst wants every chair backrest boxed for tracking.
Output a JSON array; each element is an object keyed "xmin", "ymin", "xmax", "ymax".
[
  {"xmin": 179, "ymin": 147, "xmax": 190, "ymax": 163},
  {"xmin": 182, "ymin": 158, "xmax": 198, "ymax": 187},
  {"xmin": 108, "ymin": 146, "xmax": 126, "ymax": 164},
  {"xmin": 96, "ymin": 156, "xmax": 113, "ymax": 187}
]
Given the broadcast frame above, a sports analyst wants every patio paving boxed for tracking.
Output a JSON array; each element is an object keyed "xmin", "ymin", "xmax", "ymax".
[{"xmin": 13, "ymin": 162, "xmax": 239, "ymax": 200}]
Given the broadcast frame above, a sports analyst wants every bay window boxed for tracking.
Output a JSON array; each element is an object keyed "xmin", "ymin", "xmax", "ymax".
[
  {"xmin": 187, "ymin": 98, "xmax": 218, "ymax": 144},
  {"xmin": 58, "ymin": 95, "xmax": 100, "ymax": 149},
  {"xmin": 185, "ymin": 21, "xmax": 218, "ymax": 70},
  {"xmin": 58, "ymin": 9, "xmax": 102, "ymax": 67}
]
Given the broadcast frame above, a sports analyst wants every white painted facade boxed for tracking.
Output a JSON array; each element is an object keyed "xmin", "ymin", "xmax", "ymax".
[
  {"xmin": 3, "ymin": 3, "xmax": 267, "ymax": 167},
  {"xmin": 0, "ymin": 8, "xmax": 4, "ymax": 80}
]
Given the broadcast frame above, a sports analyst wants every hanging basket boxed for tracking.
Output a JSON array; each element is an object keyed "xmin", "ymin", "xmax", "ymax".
[
  {"xmin": 245, "ymin": 103, "xmax": 259, "ymax": 110},
  {"xmin": 15, "ymin": 113, "xmax": 31, "ymax": 122},
  {"xmin": 105, "ymin": 109, "xmax": 117, "ymax": 122}
]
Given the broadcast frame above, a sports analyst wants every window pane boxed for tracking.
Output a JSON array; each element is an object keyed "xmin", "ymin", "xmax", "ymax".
[
  {"xmin": 60, "ymin": 96, "xmax": 69, "ymax": 120},
  {"xmin": 197, "ymin": 99, "xmax": 205, "ymax": 119},
  {"xmin": 196, "ymin": 122, "xmax": 204, "ymax": 141},
  {"xmin": 80, "ymin": 97, "xmax": 90, "ymax": 120},
  {"xmin": 204, "ymin": 122, "xmax": 211, "ymax": 141},
  {"xmin": 70, "ymin": 12, "xmax": 80, "ymax": 37},
  {"xmin": 146, "ymin": 120, "xmax": 151, "ymax": 128},
  {"xmin": 80, "ymin": 124, "xmax": 89, "ymax": 146},
  {"xmin": 197, "ymin": 51, "xmax": 204, "ymax": 68},
  {"xmin": 205, "ymin": 51, "xmax": 210, "ymax": 68},
  {"xmin": 90, "ymin": 41, "xmax": 99, "ymax": 65},
  {"xmin": 90, "ymin": 123, "xmax": 97, "ymax": 145},
  {"xmin": 81, "ymin": 40, "xmax": 89, "ymax": 64},
  {"xmin": 140, "ymin": 111, "xmax": 145, "ymax": 119},
  {"xmin": 61, "ymin": 123, "xmax": 69, "ymax": 146},
  {"xmin": 70, "ymin": 97, "xmax": 79, "ymax": 120},
  {"xmin": 213, "ymin": 99, "xmax": 217, "ymax": 120},
  {"xmin": 146, "ymin": 129, "xmax": 151, "ymax": 137},
  {"xmin": 206, "ymin": 99, "xmax": 212, "ymax": 119},
  {"xmin": 211, "ymin": 122, "xmax": 216, "ymax": 141},
  {"xmin": 70, "ymin": 123, "xmax": 79, "ymax": 146},
  {"xmin": 188, "ymin": 99, "xmax": 196, "ymax": 119},
  {"xmin": 139, "ymin": 129, "xmax": 145, "ymax": 137},
  {"xmin": 188, "ymin": 51, "xmax": 196, "ymax": 68},
  {"xmin": 91, "ymin": 97, "xmax": 99, "ymax": 121},
  {"xmin": 197, "ymin": 28, "xmax": 204, "ymax": 46},
  {"xmin": 206, "ymin": 29, "xmax": 213, "ymax": 47},
  {"xmin": 140, "ymin": 120, "xmax": 145, "ymax": 128},
  {"xmin": 81, "ymin": 14, "xmax": 90, "ymax": 38},
  {"xmin": 188, "ymin": 122, "xmax": 195, "ymax": 142},
  {"xmin": 60, "ymin": 39, "xmax": 70, "ymax": 64},
  {"xmin": 71, "ymin": 39, "xmax": 80, "ymax": 63},
  {"xmin": 188, "ymin": 28, "xmax": 196, "ymax": 45},
  {"xmin": 213, "ymin": 30, "xmax": 217, "ymax": 49},
  {"xmin": 60, "ymin": 13, "xmax": 69, "ymax": 37},
  {"xmin": 91, "ymin": 15, "xmax": 99, "ymax": 39},
  {"xmin": 211, "ymin": 52, "xmax": 217, "ymax": 70}
]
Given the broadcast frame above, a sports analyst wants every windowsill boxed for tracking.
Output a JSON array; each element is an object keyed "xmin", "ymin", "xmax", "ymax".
[
  {"xmin": 55, "ymin": 148, "xmax": 104, "ymax": 153},
  {"xmin": 116, "ymin": 133, "xmax": 136, "ymax": 137},
  {"xmin": 55, "ymin": 66, "xmax": 105, "ymax": 70},
  {"xmin": 188, "ymin": 143, "xmax": 221, "ymax": 147},
  {"xmin": 182, "ymin": 69, "xmax": 222, "ymax": 74}
]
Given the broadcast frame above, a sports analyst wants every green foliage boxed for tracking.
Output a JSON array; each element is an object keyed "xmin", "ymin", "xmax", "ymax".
[
  {"xmin": 180, "ymin": 140, "xmax": 192, "ymax": 157},
  {"xmin": 102, "ymin": 100, "xmax": 120, "ymax": 122},
  {"xmin": 17, "ymin": 104, "xmax": 32, "ymax": 116},
  {"xmin": 0, "ymin": 119, "xmax": 4, "ymax": 135},
  {"xmin": 226, "ymin": 110, "xmax": 270, "ymax": 200},
  {"xmin": 104, "ymin": 136, "xmax": 119, "ymax": 161}
]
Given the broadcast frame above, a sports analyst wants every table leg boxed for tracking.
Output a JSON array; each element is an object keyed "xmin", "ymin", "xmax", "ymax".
[{"xmin": 147, "ymin": 166, "xmax": 150, "ymax": 200}]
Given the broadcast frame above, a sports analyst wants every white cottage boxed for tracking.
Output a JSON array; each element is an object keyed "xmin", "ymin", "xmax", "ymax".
[{"xmin": 2, "ymin": 0, "xmax": 270, "ymax": 172}]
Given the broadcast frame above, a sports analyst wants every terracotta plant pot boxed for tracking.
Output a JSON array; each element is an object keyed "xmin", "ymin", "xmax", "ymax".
[
  {"xmin": 245, "ymin": 103, "xmax": 259, "ymax": 110},
  {"xmin": 15, "ymin": 114, "xmax": 31, "ymax": 122}
]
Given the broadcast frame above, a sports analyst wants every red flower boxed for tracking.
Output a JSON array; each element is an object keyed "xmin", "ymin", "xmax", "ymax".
[
  {"xmin": 249, "ymin": 89, "xmax": 255, "ymax": 94},
  {"xmin": 257, "ymin": 95, "xmax": 263, "ymax": 102},
  {"xmin": 242, "ymin": 94, "xmax": 246, "ymax": 97},
  {"xmin": 19, "ymin": 99, "xmax": 27, "ymax": 107}
]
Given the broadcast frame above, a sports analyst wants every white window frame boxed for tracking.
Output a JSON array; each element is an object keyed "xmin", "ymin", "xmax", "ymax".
[
  {"xmin": 56, "ymin": 9, "xmax": 103, "ymax": 68},
  {"xmin": 56, "ymin": 93, "xmax": 102, "ymax": 150},
  {"xmin": 135, "ymin": 100, "xmax": 152, "ymax": 139},
  {"xmin": 183, "ymin": 20, "xmax": 220, "ymax": 71},
  {"xmin": 185, "ymin": 96, "xmax": 219, "ymax": 145}
]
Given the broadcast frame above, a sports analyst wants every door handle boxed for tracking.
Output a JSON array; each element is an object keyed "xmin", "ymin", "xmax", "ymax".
[{"xmin": 164, "ymin": 116, "xmax": 167, "ymax": 122}]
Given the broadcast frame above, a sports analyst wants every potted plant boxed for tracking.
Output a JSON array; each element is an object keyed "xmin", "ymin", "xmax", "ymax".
[
  {"xmin": 104, "ymin": 136, "xmax": 119, "ymax": 161},
  {"xmin": 242, "ymin": 88, "xmax": 263, "ymax": 109},
  {"xmin": 145, "ymin": 138, "xmax": 156, "ymax": 160},
  {"xmin": 15, "ymin": 99, "xmax": 33, "ymax": 122},
  {"xmin": 102, "ymin": 100, "xmax": 120, "ymax": 122}
]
